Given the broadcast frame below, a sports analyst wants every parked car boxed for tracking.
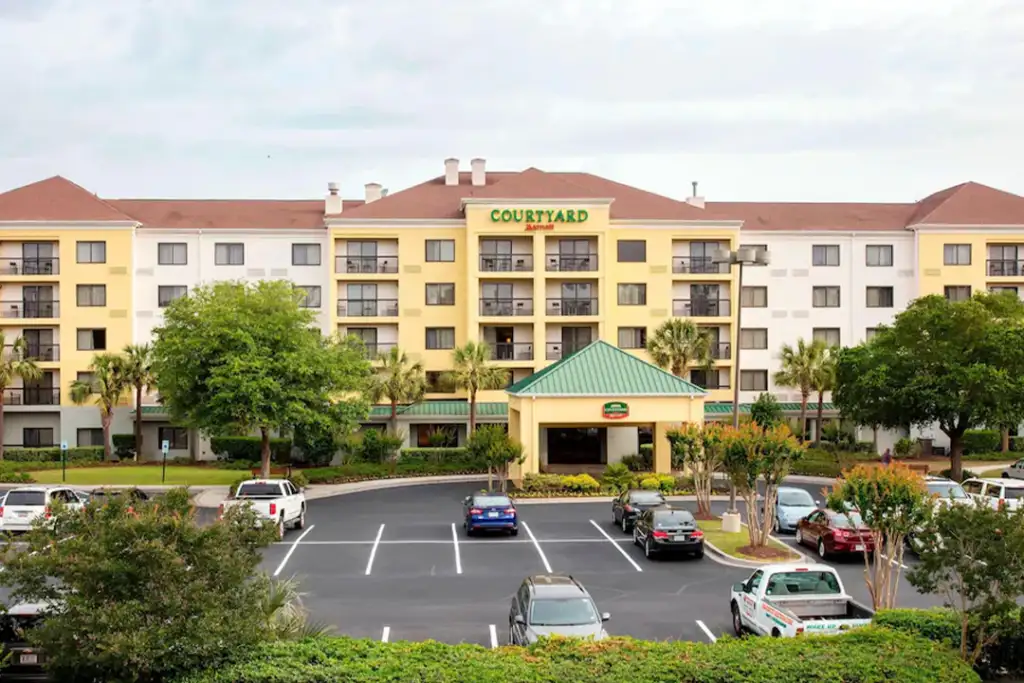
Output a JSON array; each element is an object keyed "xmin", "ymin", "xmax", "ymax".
[
  {"xmin": 463, "ymin": 492, "xmax": 518, "ymax": 536},
  {"xmin": 611, "ymin": 489, "xmax": 666, "ymax": 532},
  {"xmin": 219, "ymin": 479, "xmax": 306, "ymax": 539},
  {"xmin": 0, "ymin": 487, "xmax": 86, "ymax": 534},
  {"xmin": 795, "ymin": 509, "xmax": 875, "ymax": 559},
  {"xmin": 907, "ymin": 476, "xmax": 972, "ymax": 552},
  {"xmin": 730, "ymin": 563, "xmax": 873, "ymax": 637},
  {"xmin": 631, "ymin": 506, "xmax": 704, "ymax": 559},
  {"xmin": 762, "ymin": 487, "xmax": 819, "ymax": 533},
  {"xmin": 1002, "ymin": 459, "xmax": 1024, "ymax": 481},
  {"xmin": 962, "ymin": 477, "xmax": 1024, "ymax": 510},
  {"xmin": 89, "ymin": 488, "xmax": 150, "ymax": 506},
  {"xmin": 508, "ymin": 574, "xmax": 609, "ymax": 645},
  {"xmin": 0, "ymin": 602, "xmax": 48, "ymax": 681}
]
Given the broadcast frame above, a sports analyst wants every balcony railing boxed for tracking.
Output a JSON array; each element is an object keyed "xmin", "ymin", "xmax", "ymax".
[
  {"xmin": 359, "ymin": 342, "xmax": 397, "ymax": 359},
  {"xmin": 3, "ymin": 388, "xmax": 60, "ymax": 406},
  {"xmin": 491, "ymin": 342, "xmax": 534, "ymax": 361},
  {"xmin": 545, "ymin": 254, "xmax": 598, "ymax": 272},
  {"xmin": 710, "ymin": 342, "xmax": 731, "ymax": 359},
  {"xmin": 689, "ymin": 375, "xmax": 730, "ymax": 391},
  {"xmin": 987, "ymin": 259, "xmax": 1024, "ymax": 277},
  {"xmin": 0, "ymin": 301, "xmax": 59, "ymax": 319},
  {"xmin": 3, "ymin": 344, "xmax": 59, "ymax": 362},
  {"xmin": 545, "ymin": 298, "xmax": 598, "ymax": 316},
  {"xmin": 673, "ymin": 298, "xmax": 730, "ymax": 317},
  {"xmin": 479, "ymin": 254, "xmax": 533, "ymax": 272},
  {"xmin": 479, "ymin": 298, "xmax": 534, "ymax": 316},
  {"xmin": 335, "ymin": 255, "xmax": 399, "ymax": 274},
  {"xmin": 0, "ymin": 258, "xmax": 60, "ymax": 276},
  {"xmin": 672, "ymin": 257, "xmax": 730, "ymax": 274},
  {"xmin": 337, "ymin": 299, "xmax": 399, "ymax": 317},
  {"xmin": 546, "ymin": 342, "xmax": 589, "ymax": 361}
]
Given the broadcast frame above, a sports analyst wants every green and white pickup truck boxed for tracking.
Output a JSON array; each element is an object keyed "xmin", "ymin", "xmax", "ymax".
[{"xmin": 730, "ymin": 563, "xmax": 873, "ymax": 638}]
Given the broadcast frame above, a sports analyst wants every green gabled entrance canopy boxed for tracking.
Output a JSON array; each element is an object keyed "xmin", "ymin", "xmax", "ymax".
[{"xmin": 506, "ymin": 340, "xmax": 706, "ymax": 397}]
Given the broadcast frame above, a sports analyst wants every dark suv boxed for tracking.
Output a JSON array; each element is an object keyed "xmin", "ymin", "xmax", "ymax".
[
  {"xmin": 0, "ymin": 603, "xmax": 47, "ymax": 682},
  {"xmin": 508, "ymin": 575, "xmax": 610, "ymax": 645},
  {"xmin": 632, "ymin": 506, "xmax": 704, "ymax": 559}
]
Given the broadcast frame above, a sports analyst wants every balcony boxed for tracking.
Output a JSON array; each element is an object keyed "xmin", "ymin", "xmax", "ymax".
[
  {"xmin": 0, "ymin": 301, "xmax": 59, "ymax": 319},
  {"xmin": 673, "ymin": 256, "xmax": 730, "ymax": 275},
  {"xmin": 491, "ymin": 342, "xmax": 534, "ymax": 361},
  {"xmin": 673, "ymin": 298, "xmax": 730, "ymax": 317},
  {"xmin": 545, "ymin": 298, "xmax": 598, "ymax": 316},
  {"xmin": 987, "ymin": 259, "xmax": 1024, "ymax": 277},
  {"xmin": 689, "ymin": 370, "xmax": 730, "ymax": 391},
  {"xmin": 546, "ymin": 342, "xmax": 589, "ymax": 361},
  {"xmin": 337, "ymin": 299, "xmax": 399, "ymax": 317},
  {"xmin": 3, "ymin": 344, "xmax": 59, "ymax": 362},
  {"xmin": 359, "ymin": 342, "xmax": 397, "ymax": 359},
  {"xmin": 479, "ymin": 298, "xmax": 534, "ymax": 316},
  {"xmin": 710, "ymin": 342, "xmax": 732, "ymax": 359},
  {"xmin": 0, "ymin": 258, "xmax": 60, "ymax": 276},
  {"xmin": 544, "ymin": 254, "xmax": 598, "ymax": 272},
  {"xmin": 3, "ymin": 388, "xmax": 60, "ymax": 406},
  {"xmin": 479, "ymin": 254, "xmax": 534, "ymax": 273},
  {"xmin": 334, "ymin": 255, "xmax": 399, "ymax": 274}
]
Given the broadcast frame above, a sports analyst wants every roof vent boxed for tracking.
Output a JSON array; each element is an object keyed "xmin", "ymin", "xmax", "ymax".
[
  {"xmin": 365, "ymin": 182, "xmax": 383, "ymax": 203},
  {"xmin": 444, "ymin": 158, "xmax": 459, "ymax": 186},
  {"xmin": 471, "ymin": 158, "xmax": 486, "ymax": 187},
  {"xmin": 686, "ymin": 180, "xmax": 705, "ymax": 209},
  {"xmin": 325, "ymin": 182, "xmax": 343, "ymax": 215}
]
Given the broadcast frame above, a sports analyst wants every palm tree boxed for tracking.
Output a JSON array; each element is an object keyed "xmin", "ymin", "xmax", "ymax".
[
  {"xmin": 811, "ymin": 346, "xmax": 838, "ymax": 446},
  {"xmin": 257, "ymin": 576, "xmax": 331, "ymax": 640},
  {"xmin": 121, "ymin": 344, "xmax": 155, "ymax": 461},
  {"xmin": 366, "ymin": 347, "xmax": 426, "ymax": 434},
  {"xmin": 773, "ymin": 338, "xmax": 827, "ymax": 442},
  {"xmin": 69, "ymin": 353, "xmax": 130, "ymax": 461},
  {"xmin": 646, "ymin": 318, "xmax": 716, "ymax": 379},
  {"xmin": 444, "ymin": 341, "xmax": 509, "ymax": 434},
  {"xmin": 0, "ymin": 334, "xmax": 42, "ymax": 461}
]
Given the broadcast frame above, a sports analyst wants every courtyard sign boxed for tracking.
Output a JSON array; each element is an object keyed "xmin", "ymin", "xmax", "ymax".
[
  {"xmin": 490, "ymin": 208, "xmax": 589, "ymax": 232},
  {"xmin": 602, "ymin": 401, "xmax": 629, "ymax": 419}
]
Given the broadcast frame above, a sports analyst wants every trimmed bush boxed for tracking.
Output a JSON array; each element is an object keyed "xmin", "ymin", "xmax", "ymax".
[
  {"xmin": 3, "ymin": 447, "xmax": 103, "ymax": 463},
  {"xmin": 304, "ymin": 458, "xmax": 487, "ymax": 485},
  {"xmin": 961, "ymin": 429, "xmax": 1000, "ymax": 455},
  {"xmin": 1010, "ymin": 436, "xmax": 1024, "ymax": 452},
  {"xmin": 601, "ymin": 463, "xmax": 634, "ymax": 493},
  {"xmin": 939, "ymin": 468, "xmax": 978, "ymax": 482},
  {"xmin": 209, "ymin": 437, "xmax": 292, "ymax": 462},
  {"xmin": 399, "ymin": 447, "xmax": 486, "ymax": 470},
  {"xmin": 112, "ymin": 434, "xmax": 136, "ymax": 459},
  {"xmin": 561, "ymin": 474, "xmax": 600, "ymax": 493},
  {"xmin": 619, "ymin": 452, "xmax": 652, "ymax": 472},
  {"xmin": 639, "ymin": 476, "xmax": 660, "ymax": 490},
  {"xmin": 175, "ymin": 628, "xmax": 979, "ymax": 683}
]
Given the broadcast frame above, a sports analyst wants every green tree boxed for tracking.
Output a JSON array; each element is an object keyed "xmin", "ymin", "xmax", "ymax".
[
  {"xmin": 0, "ymin": 488, "xmax": 277, "ymax": 682},
  {"xmin": 749, "ymin": 392, "xmax": 783, "ymax": 430},
  {"xmin": 293, "ymin": 401, "xmax": 368, "ymax": 466},
  {"xmin": 666, "ymin": 422, "xmax": 725, "ymax": 519},
  {"xmin": 773, "ymin": 338, "xmax": 826, "ymax": 441},
  {"xmin": 645, "ymin": 318, "xmax": 715, "ymax": 378},
  {"xmin": 0, "ymin": 333, "xmax": 42, "ymax": 461},
  {"xmin": 466, "ymin": 424, "xmax": 524, "ymax": 492},
  {"xmin": 120, "ymin": 343, "xmax": 155, "ymax": 460},
  {"xmin": 69, "ymin": 353, "xmax": 129, "ymax": 461},
  {"xmin": 151, "ymin": 280, "xmax": 372, "ymax": 478},
  {"xmin": 833, "ymin": 292, "xmax": 1024, "ymax": 480},
  {"xmin": 443, "ymin": 341, "xmax": 509, "ymax": 434},
  {"xmin": 811, "ymin": 345, "xmax": 838, "ymax": 446},
  {"xmin": 366, "ymin": 346, "xmax": 426, "ymax": 434}
]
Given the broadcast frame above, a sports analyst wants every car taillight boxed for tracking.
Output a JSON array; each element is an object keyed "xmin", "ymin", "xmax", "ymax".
[
  {"xmin": 691, "ymin": 530, "xmax": 704, "ymax": 539},
  {"xmin": 470, "ymin": 508, "xmax": 482, "ymax": 515},
  {"xmin": 833, "ymin": 529, "xmax": 849, "ymax": 538},
  {"xmin": 0, "ymin": 506, "xmax": 4, "ymax": 518},
  {"xmin": 999, "ymin": 499, "xmax": 1007, "ymax": 510},
  {"xmin": 652, "ymin": 530, "xmax": 669, "ymax": 539},
  {"xmin": 269, "ymin": 503, "xmax": 277, "ymax": 516},
  {"xmin": 505, "ymin": 508, "xmax": 516, "ymax": 515},
  {"xmin": 44, "ymin": 507, "xmax": 51, "ymax": 519},
  {"xmin": 624, "ymin": 504, "xmax": 633, "ymax": 512},
  {"xmin": 217, "ymin": 504, "xmax": 224, "ymax": 519}
]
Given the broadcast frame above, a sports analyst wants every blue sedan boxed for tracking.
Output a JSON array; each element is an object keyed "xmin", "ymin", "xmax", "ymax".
[
  {"xmin": 463, "ymin": 492, "xmax": 518, "ymax": 536},
  {"xmin": 763, "ymin": 486, "xmax": 820, "ymax": 533}
]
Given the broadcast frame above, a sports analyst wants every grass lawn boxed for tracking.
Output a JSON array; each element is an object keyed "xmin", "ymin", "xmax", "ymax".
[
  {"xmin": 700, "ymin": 518, "xmax": 801, "ymax": 563},
  {"xmin": 30, "ymin": 466, "xmax": 242, "ymax": 486}
]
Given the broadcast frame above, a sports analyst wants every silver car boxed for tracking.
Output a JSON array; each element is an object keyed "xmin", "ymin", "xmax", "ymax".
[
  {"xmin": 765, "ymin": 487, "xmax": 820, "ymax": 533},
  {"xmin": 508, "ymin": 575, "xmax": 610, "ymax": 645}
]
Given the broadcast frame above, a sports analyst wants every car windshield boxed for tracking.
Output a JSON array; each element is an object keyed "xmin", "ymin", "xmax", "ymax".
[
  {"xmin": 654, "ymin": 511, "xmax": 694, "ymax": 528},
  {"xmin": 473, "ymin": 495, "xmax": 511, "ymax": 507},
  {"xmin": 529, "ymin": 598, "xmax": 599, "ymax": 626},
  {"xmin": 831, "ymin": 512, "xmax": 865, "ymax": 529},
  {"xmin": 927, "ymin": 482, "xmax": 968, "ymax": 500},
  {"xmin": 764, "ymin": 571, "xmax": 841, "ymax": 596},
  {"xmin": 630, "ymin": 492, "xmax": 665, "ymax": 504},
  {"xmin": 4, "ymin": 491, "xmax": 45, "ymax": 507},
  {"xmin": 235, "ymin": 484, "xmax": 281, "ymax": 498},
  {"xmin": 778, "ymin": 490, "xmax": 815, "ymax": 507}
]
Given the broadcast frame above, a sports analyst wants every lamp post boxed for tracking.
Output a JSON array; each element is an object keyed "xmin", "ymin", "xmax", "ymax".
[{"xmin": 713, "ymin": 245, "xmax": 771, "ymax": 533}]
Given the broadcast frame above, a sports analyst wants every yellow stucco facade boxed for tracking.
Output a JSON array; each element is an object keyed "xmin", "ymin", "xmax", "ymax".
[{"xmin": 916, "ymin": 229, "xmax": 1024, "ymax": 298}]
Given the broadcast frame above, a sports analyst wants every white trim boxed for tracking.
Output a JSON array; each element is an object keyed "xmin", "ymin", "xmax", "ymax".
[
  {"xmin": 461, "ymin": 197, "xmax": 614, "ymax": 208},
  {"xmin": 506, "ymin": 391, "xmax": 706, "ymax": 398},
  {"xmin": 326, "ymin": 218, "xmax": 466, "ymax": 228},
  {"xmin": 741, "ymin": 229, "xmax": 912, "ymax": 238},
  {"xmin": 0, "ymin": 221, "xmax": 137, "ymax": 229},
  {"xmin": 136, "ymin": 227, "xmax": 328, "ymax": 236},
  {"xmin": 911, "ymin": 224, "xmax": 1024, "ymax": 232},
  {"xmin": 612, "ymin": 219, "xmax": 743, "ymax": 229}
]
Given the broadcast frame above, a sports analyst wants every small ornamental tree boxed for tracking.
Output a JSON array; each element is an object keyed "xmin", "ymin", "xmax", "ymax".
[
  {"xmin": 749, "ymin": 392, "xmax": 784, "ymax": 430},
  {"xmin": 467, "ymin": 424, "xmax": 524, "ymax": 492},
  {"xmin": 722, "ymin": 422, "xmax": 804, "ymax": 548},
  {"xmin": 826, "ymin": 464, "xmax": 932, "ymax": 610},
  {"xmin": 666, "ymin": 422, "xmax": 725, "ymax": 519}
]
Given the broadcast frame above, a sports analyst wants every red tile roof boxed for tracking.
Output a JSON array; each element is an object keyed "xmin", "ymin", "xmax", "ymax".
[
  {"xmin": 705, "ymin": 201, "xmax": 916, "ymax": 232},
  {"xmin": 0, "ymin": 176, "xmax": 136, "ymax": 222},
  {"xmin": 904, "ymin": 182, "xmax": 1024, "ymax": 226},
  {"xmin": 109, "ymin": 199, "xmax": 362, "ymax": 230}
]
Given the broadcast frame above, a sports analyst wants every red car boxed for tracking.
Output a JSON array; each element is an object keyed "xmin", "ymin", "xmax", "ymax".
[{"xmin": 795, "ymin": 509, "xmax": 875, "ymax": 559}]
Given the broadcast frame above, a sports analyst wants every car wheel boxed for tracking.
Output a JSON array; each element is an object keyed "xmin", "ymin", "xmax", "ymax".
[
  {"xmin": 294, "ymin": 510, "xmax": 305, "ymax": 530},
  {"xmin": 818, "ymin": 539, "xmax": 828, "ymax": 559},
  {"xmin": 465, "ymin": 525, "xmax": 474, "ymax": 537},
  {"xmin": 1003, "ymin": 472, "xmax": 1010, "ymax": 479},
  {"xmin": 633, "ymin": 527, "xmax": 640, "ymax": 547},
  {"xmin": 510, "ymin": 527, "xmax": 519, "ymax": 537},
  {"xmin": 621, "ymin": 515, "xmax": 628, "ymax": 533},
  {"xmin": 694, "ymin": 546, "xmax": 704, "ymax": 559},
  {"xmin": 508, "ymin": 621, "xmax": 517, "ymax": 646},
  {"xmin": 795, "ymin": 528, "xmax": 804, "ymax": 545},
  {"xmin": 731, "ymin": 602, "xmax": 744, "ymax": 636},
  {"xmin": 773, "ymin": 516, "xmax": 780, "ymax": 534},
  {"xmin": 276, "ymin": 518, "xmax": 285, "ymax": 541},
  {"xmin": 644, "ymin": 537, "xmax": 654, "ymax": 559}
]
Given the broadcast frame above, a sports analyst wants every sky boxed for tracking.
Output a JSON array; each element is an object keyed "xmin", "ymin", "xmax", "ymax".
[{"xmin": 2, "ymin": 0, "xmax": 1023, "ymax": 203}]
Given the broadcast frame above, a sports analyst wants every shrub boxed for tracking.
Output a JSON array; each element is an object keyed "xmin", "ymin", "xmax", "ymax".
[
  {"xmin": 2, "ymin": 447, "xmax": 103, "ymax": 463},
  {"xmin": 112, "ymin": 434, "xmax": 136, "ymax": 459},
  {"xmin": 961, "ymin": 429, "xmax": 1001, "ymax": 455},
  {"xmin": 350, "ymin": 429, "xmax": 404, "ymax": 464},
  {"xmin": 560, "ymin": 474, "xmax": 600, "ymax": 493},
  {"xmin": 287, "ymin": 471, "xmax": 309, "ymax": 490},
  {"xmin": 620, "ymin": 451, "xmax": 652, "ymax": 472},
  {"xmin": 520, "ymin": 474, "xmax": 565, "ymax": 493},
  {"xmin": 939, "ymin": 468, "xmax": 978, "ymax": 482},
  {"xmin": 654, "ymin": 474, "xmax": 676, "ymax": 492},
  {"xmin": 0, "ymin": 470, "xmax": 32, "ymax": 483},
  {"xmin": 1011, "ymin": 436, "xmax": 1024, "ymax": 452},
  {"xmin": 638, "ymin": 443, "xmax": 652, "ymax": 459},
  {"xmin": 894, "ymin": 437, "xmax": 917, "ymax": 458},
  {"xmin": 210, "ymin": 436, "xmax": 292, "ymax": 462},
  {"xmin": 400, "ymin": 447, "xmax": 468, "ymax": 463},
  {"xmin": 639, "ymin": 476, "xmax": 661, "ymax": 490},
  {"xmin": 601, "ymin": 463, "xmax": 635, "ymax": 493}
]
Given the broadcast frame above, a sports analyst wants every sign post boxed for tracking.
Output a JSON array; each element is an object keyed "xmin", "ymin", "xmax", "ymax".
[
  {"xmin": 60, "ymin": 441, "xmax": 68, "ymax": 482},
  {"xmin": 161, "ymin": 440, "xmax": 170, "ymax": 483}
]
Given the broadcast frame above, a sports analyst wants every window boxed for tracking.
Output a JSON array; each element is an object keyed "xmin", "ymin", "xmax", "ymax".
[
  {"xmin": 742, "ymin": 244, "xmax": 768, "ymax": 266},
  {"xmin": 77, "ymin": 428, "xmax": 104, "ymax": 447},
  {"xmin": 76, "ymin": 241, "xmax": 106, "ymax": 264},
  {"xmin": 866, "ymin": 286, "xmax": 894, "ymax": 308},
  {"xmin": 943, "ymin": 244, "xmax": 971, "ymax": 266},
  {"xmin": 865, "ymin": 328, "xmax": 879, "ymax": 341},
  {"xmin": 77, "ymin": 329, "xmax": 106, "ymax": 351},
  {"xmin": 617, "ymin": 327, "xmax": 647, "ymax": 349},
  {"xmin": 865, "ymin": 245, "xmax": 893, "ymax": 267},
  {"xmin": 617, "ymin": 283, "xmax": 647, "ymax": 305},
  {"xmin": 23, "ymin": 428, "xmax": 54, "ymax": 447},
  {"xmin": 739, "ymin": 328, "xmax": 768, "ymax": 350},
  {"xmin": 425, "ymin": 283, "xmax": 455, "ymax": 306},
  {"xmin": 812, "ymin": 245, "xmax": 840, "ymax": 266},
  {"xmin": 291, "ymin": 243, "xmax": 321, "ymax": 266},
  {"xmin": 158, "ymin": 427, "xmax": 189, "ymax": 450},
  {"xmin": 76, "ymin": 371, "xmax": 95, "ymax": 385},
  {"xmin": 296, "ymin": 286, "xmax": 321, "ymax": 308},
  {"xmin": 990, "ymin": 286, "xmax": 1019, "ymax": 295},
  {"xmin": 740, "ymin": 286, "xmax": 767, "ymax": 308},
  {"xmin": 76, "ymin": 284, "xmax": 106, "ymax": 307},
  {"xmin": 813, "ymin": 328, "xmax": 841, "ymax": 346},
  {"xmin": 158, "ymin": 285, "xmax": 187, "ymax": 307},
  {"xmin": 425, "ymin": 239, "xmax": 455, "ymax": 262},
  {"xmin": 425, "ymin": 327, "xmax": 455, "ymax": 350},
  {"xmin": 214, "ymin": 243, "xmax": 244, "ymax": 266},
  {"xmin": 944, "ymin": 285, "xmax": 971, "ymax": 302},
  {"xmin": 740, "ymin": 370, "xmax": 768, "ymax": 392},
  {"xmin": 617, "ymin": 240, "xmax": 646, "ymax": 263},
  {"xmin": 812, "ymin": 286, "xmax": 840, "ymax": 308},
  {"xmin": 158, "ymin": 243, "xmax": 188, "ymax": 265},
  {"xmin": 417, "ymin": 425, "xmax": 457, "ymax": 448}
]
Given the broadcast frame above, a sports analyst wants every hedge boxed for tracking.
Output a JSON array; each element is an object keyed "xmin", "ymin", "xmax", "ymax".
[
  {"xmin": 2, "ymin": 447, "xmax": 104, "ymax": 463},
  {"xmin": 209, "ymin": 437, "xmax": 292, "ymax": 462},
  {"xmin": 961, "ymin": 429, "xmax": 1001, "ymax": 455},
  {"xmin": 515, "ymin": 471, "xmax": 692, "ymax": 497},
  {"xmin": 112, "ymin": 434, "xmax": 136, "ymax": 459},
  {"xmin": 303, "ymin": 459, "xmax": 487, "ymax": 484},
  {"xmin": 176, "ymin": 628, "xmax": 978, "ymax": 683}
]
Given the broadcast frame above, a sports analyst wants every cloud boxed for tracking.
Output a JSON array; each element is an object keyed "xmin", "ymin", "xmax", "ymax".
[{"xmin": 1, "ymin": 0, "xmax": 1023, "ymax": 202}]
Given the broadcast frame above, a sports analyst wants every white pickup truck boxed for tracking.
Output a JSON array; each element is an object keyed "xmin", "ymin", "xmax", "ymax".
[
  {"xmin": 219, "ymin": 479, "xmax": 306, "ymax": 539},
  {"xmin": 730, "ymin": 563, "xmax": 873, "ymax": 638}
]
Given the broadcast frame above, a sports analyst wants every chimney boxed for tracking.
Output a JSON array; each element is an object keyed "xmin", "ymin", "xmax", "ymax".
[
  {"xmin": 325, "ymin": 182, "xmax": 343, "ymax": 215},
  {"xmin": 364, "ymin": 182, "xmax": 383, "ymax": 203},
  {"xmin": 471, "ymin": 158, "xmax": 486, "ymax": 187},
  {"xmin": 686, "ymin": 180, "xmax": 705, "ymax": 209},
  {"xmin": 444, "ymin": 158, "xmax": 459, "ymax": 186}
]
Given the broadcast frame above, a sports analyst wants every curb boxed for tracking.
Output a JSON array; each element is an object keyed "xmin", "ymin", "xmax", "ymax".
[{"xmin": 514, "ymin": 494, "xmax": 733, "ymax": 505}]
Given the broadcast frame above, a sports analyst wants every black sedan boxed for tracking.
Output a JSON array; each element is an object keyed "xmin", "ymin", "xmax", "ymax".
[
  {"xmin": 632, "ymin": 506, "xmax": 704, "ymax": 560},
  {"xmin": 611, "ymin": 489, "xmax": 667, "ymax": 532}
]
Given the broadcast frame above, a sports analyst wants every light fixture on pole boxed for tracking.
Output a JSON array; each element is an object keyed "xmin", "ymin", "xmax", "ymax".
[{"xmin": 712, "ymin": 245, "xmax": 771, "ymax": 533}]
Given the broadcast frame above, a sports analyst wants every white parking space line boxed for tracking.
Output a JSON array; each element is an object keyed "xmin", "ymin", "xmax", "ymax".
[
  {"xmin": 273, "ymin": 524, "xmax": 316, "ymax": 577},
  {"xmin": 696, "ymin": 620, "xmax": 717, "ymax": 643},
  {"xmin": 588, "ymin": 520, "xmax": 642, "ymax": 572},
  {"xmin": 274, "ymin": 538, "xmax": 637, "ymax": 546},
  {"xmin": 520, "ymin": 522, "xmax": 553, "ymax": 573},
  {"xmin": 451, "ymin": 523, "xmax": 463, "ymax": 574},
  {"xmin": 365, "ymin": 524, "xmax": 385, "ymax": 576},
  {"xmin": 489, "ymin": 624, "xmax": 498, "ymax": 649},
  {"xmin": 381, "ymin": 626, "xmax": 390, "ymax": 643}
]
